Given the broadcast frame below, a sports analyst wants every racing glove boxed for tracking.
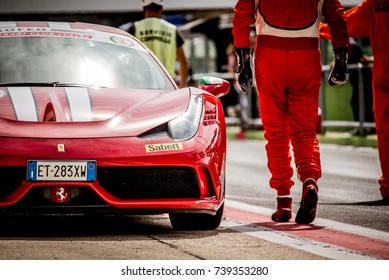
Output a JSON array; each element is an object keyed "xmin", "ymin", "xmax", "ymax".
[
  {"xmin": 328, "ymin": 46, "xmax": 349, "ymax": 86},
  {"xmin": 236, "ymin": 48, "xmax": 253, "ymax": 92}
]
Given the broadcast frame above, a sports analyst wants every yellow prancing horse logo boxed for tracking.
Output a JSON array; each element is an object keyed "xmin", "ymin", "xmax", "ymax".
[{"xmin": 57, "ymin": 144, "xmax": 65, "ymax": 152}]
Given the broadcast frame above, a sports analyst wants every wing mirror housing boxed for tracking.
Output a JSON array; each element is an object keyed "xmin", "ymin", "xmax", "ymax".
[{"xmin": 198, "ymin": 76, "xmax": 230, "ymax": 98}]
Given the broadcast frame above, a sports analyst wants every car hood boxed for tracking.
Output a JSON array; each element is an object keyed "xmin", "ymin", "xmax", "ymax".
[{"xmin": 0, "ymin": 87, "xmax": 191, "ymax": 138}]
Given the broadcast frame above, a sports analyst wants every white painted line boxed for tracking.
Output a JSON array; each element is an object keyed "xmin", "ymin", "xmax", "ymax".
[
  {"xmin": 226, "ymin": 199, "xmax": 389, "ymax": 242},
  {"xmin": 222, "ymin": 219, "xmax": 376, "ymax": 260}
]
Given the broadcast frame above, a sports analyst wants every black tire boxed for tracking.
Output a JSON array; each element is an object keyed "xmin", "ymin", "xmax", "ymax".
[{"xmin": 169, "ymin": 203, "xmax": 224, "ymax": 230}]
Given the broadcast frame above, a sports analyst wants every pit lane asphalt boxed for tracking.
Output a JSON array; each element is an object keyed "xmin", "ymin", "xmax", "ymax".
[{"xmin": 0, "ymin": 214, "xmax": 328, "ymax": 260}]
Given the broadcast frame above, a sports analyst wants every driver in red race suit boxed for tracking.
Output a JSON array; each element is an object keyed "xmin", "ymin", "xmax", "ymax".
[
  {"xmin": 232, "ymin": 0, "xmax": 349, "ymax": 223},
  {"xmin": 321, "ymin": 0, "xmax": 389, "ymax": 201}
]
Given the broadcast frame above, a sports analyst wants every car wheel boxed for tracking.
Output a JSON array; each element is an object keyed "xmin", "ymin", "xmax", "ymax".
[{"xmin": 169, "ymin": 203, "xmax": 224, "ymax": 230}]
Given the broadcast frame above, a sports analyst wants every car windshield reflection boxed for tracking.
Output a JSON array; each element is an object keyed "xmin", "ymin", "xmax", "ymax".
[{"xmin": 0, "ymin": 37, "xmax": 175, "ymax": 90}]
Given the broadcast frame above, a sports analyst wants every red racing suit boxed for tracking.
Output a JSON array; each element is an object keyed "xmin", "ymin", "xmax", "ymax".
[
  {"xmin": 233, "ymin": 0, "xmax": 348, "ymax": 196},
  {"xmin": 321, "ymin": 0, "xmax": 389, "ymax": 195}
]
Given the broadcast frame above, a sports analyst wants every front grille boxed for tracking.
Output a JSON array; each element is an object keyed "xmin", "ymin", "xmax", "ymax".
[
  {"xmin": 0, "ymin": 166, "xmax": 26, "ymax": 200},
  {"xmin": 97, "ymin": 166, "xmax": 200, "ymax": 199},
  {"xmin": 0, "ymin": 166, "xmax": 201, "ymax": 203}
]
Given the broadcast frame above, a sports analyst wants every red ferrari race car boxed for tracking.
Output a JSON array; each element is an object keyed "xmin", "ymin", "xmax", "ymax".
[{"xmin": 0, "ymin": 21, "xmax": 230, "ymax": 230}]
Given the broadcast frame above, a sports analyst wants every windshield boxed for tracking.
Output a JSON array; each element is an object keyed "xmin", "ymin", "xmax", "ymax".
[{"xmin": 0, "ymin": 36, "xmax": 175, "ymax": 90}]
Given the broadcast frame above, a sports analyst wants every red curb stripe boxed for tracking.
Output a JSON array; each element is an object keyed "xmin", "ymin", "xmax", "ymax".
[{"xmin": 225, "ymin": 206, "xmax": 389, "ymax": 259}]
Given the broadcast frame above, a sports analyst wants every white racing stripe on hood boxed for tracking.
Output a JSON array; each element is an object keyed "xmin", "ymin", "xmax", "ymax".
[
  {"xmin": 48, "ymin": 22, "xmax": 72, "ymax": 29},
  {"xmin": 65, "ymin": 88, "xmax": 92, "ymax": 121},
  {"xmin": 8, "ymin": 87, "xmax": 38, "ymax": 121}
]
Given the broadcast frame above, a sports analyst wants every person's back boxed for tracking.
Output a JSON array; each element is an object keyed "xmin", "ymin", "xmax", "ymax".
[
  {"xmin": 135, "ymin": 16, "xmax": 177, "ymax": 77},
  {"xmin": 233, "ymin": 0, "xmax": 349, "ymax": 224},
  {"xmin": 120, "ymin": 0, "xmax": 188, "ymax": 88}
]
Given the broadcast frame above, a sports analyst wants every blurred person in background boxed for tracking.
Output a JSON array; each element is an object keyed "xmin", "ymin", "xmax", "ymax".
[
  {"xmin": 226, "ymin": 43, "xmax": 250, "ymax": 139},
  {"xmin": 233, "ymin": 0, "xmax": 349, "ymax": 224},
  {"xmin": 348, "ymin": 37, "xmax": 375, "ymax": 136},
  {"xmin": 120, "ymin": 0, "xmax": 188, "ymax": 88},
  {"xmin": 320, "ymin": 0, "xmax": 389, "ymax": 201}
]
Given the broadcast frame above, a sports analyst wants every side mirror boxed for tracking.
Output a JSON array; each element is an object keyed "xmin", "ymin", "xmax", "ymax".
[{"xmin": 198, "ymin": 76, "xmax": 230, "ymax": 98}]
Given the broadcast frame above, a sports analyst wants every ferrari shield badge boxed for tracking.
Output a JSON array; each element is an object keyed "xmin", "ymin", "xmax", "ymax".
[{"xmin": 57, "ymin": 144, "xmax": 65, "ymax": 152}]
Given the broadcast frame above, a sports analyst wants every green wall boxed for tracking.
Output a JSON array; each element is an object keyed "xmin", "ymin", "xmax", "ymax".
[{"xmin": 322, "ymin": 83, "xmax": 354, "ymax": 121}]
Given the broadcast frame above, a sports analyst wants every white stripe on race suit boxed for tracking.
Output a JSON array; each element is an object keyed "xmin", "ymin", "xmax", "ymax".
[
  {"xmin": 254, "ymin": 0, "xmax": 323, "ymax": 38},
  {"xmin": 65, "ymin": 88, "xmax": 92, "ymax": 122},
  {"xmin": 48, "ymin": 22, "xmax": 72, "ymax": 29},
  {"xmin": 8, "ymin": 87, "xmax": 38, "ymax": 121}
]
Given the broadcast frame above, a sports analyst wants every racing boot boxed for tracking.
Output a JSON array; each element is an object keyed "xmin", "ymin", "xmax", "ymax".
[
  {"xmin": 295, "ymin": 179, "xmax": 319, "ymax": 224},
  {"xmin": 271, "ymin": 197, "xmax": 292, "ymax": 222}
]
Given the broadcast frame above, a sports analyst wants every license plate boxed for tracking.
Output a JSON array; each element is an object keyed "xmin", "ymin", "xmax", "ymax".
[{"xmin": 27, "ymin": 160, "xmax": 97, "ymax": 181}]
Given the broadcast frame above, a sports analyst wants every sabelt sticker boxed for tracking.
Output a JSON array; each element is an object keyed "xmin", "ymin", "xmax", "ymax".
[{"xmin": 145, "ymin": 143, "xmax": 183, "ymax": 153}]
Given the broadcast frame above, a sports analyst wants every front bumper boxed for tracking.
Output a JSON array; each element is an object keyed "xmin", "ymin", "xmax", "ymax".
[{"xmin": 0, "ymin": 136, "xmax": 226, "ymax": 215}]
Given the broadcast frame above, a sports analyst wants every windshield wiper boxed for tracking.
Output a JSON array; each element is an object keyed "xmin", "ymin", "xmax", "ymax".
[
  {"xmin": 0, "ymin": 82, "xmax": 60, "ymax": 87},
  {"xmin": 0, "ymin": 82, "xmax": 105, "ymax": 88},
  {"xmin": 55, "ymin": 82, "xmax": 106, "ymax": 88}
]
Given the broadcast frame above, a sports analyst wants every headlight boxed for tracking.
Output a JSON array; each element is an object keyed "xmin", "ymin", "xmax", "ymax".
[{"xmin": 168, "ymin": 95, "xmax": 203, "ymax": 141}]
